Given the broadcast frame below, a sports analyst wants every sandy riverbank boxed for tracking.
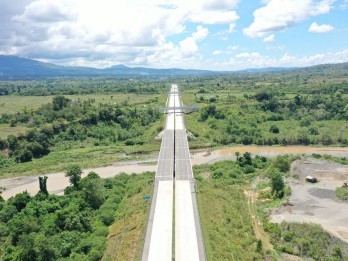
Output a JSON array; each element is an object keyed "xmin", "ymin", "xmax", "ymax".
[
  {"xmin": 0, "ymin": 163, "xmax": 157, "ymax": 200},
  {"xmin": 1, "ymin": 145, "xmax": 347, "ymax": 200}
]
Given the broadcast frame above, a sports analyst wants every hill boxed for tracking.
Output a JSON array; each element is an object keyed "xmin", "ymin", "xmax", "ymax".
[
  {"xmin": 0, "ymin": 55, "xmax": 347, "ymax": 79},
  {"xmin": 0, "ymin": 55, "xmax": 215, "ymax": 78}
]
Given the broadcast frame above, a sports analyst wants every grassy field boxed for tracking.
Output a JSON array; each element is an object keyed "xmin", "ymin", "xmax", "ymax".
[
  {"xmin": 0, "ymin": 124, "xmax": 29, "ymax": 138},
  {"xmin": 194, "ymin": 159, "xmax": 266, "ymax": 260},
  {"xmin": 0, "ymin": 93, "xmax": 167, "ymax": 114},
  {"xmin": 196, "ymin": 178, "xmax": 263, "ymax": 260},
  {"xmin": 102, "ymin": 174, "xmax": 153, "ymax": 261},
  {"xmin": 0, "ymin": 140, "xmax": 161, "ymax": 178},
  {"xmin": 0, "ymin": 95, "xmax": 54, "ymax": 113}
]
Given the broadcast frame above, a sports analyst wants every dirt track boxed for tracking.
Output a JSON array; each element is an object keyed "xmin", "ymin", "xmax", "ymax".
[{"xmin": 271, "ymin": 158, "xmax": 348, "ymax": 243}]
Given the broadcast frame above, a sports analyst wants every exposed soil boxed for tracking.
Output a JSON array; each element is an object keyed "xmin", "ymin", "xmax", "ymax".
[
  {"xmin": 191, "ymin": 145, "xmax": 348, "ymax": 165},
  {"xmin": 244, "ymin": 190, "xmax": 273, "ymax": 251},
  {"xmin": 270, "ymin": 158, "xmax": 348, "ymax": 243}
]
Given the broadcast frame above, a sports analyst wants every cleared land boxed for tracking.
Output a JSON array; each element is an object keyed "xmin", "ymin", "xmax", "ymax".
[{"xmin": 271, "ymin": 158, "xmax": 348, "ymax": 243}]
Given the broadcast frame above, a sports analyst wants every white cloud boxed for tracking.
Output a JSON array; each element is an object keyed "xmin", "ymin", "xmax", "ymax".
[
  {"xmin": 190, "ymin": 10, "xmax": 239, "ymax": 24},
  {"xmin": 212, "ymin": 45, "xmax": 238, "ymax": 55},
  {"xmin": 308, "ymin": 22, "xmax": 334, "ymax": 32},
  {"xmin": 192, "ymin": 25, "xmax": 209, "ymax": 40},
  {"xmin": 13, "ymin": 0, "xmax": 76, "ymax": 23},
  {"xmin": 225, "ymin": 49, "xmax": 348, "ymax": 70},
  {"xmin": 263, "ymin": 34, "xmax": 275, "ymax": 42},
  {"xmin": 179, "ymin": 25, "xmax": 208, "ymax": 57},
  {"xmin": 244, "ymin": 0, "xmax": 336, "ymax": 38},
  {"xmin": 201, "ymin": 0, "xmax": 239, "ymax": 10},
  {"xmin": 0, "ymin": 0, "xmax": 346, "ymax": 70},
  {"xmin": 0, "ymin": 0, "xmax": 239, "ymax": 67},
  {"xmin": 235, "ymin": 52, "xmax": 261, "ymax": 58}
]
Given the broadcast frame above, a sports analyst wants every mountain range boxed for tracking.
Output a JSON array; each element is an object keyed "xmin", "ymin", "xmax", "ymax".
[
  {"xmin": 0, "ymin": 55, "xmax": 347, "ymax": 78},
  {"xmin": 0, "ymin": 55, "xmax": 217, "ymax": 78}
]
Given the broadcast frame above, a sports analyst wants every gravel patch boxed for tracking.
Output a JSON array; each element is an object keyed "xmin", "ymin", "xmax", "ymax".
[{"xmin": 271, "ymin": 158, "xmax": 348, "ymax": 243}]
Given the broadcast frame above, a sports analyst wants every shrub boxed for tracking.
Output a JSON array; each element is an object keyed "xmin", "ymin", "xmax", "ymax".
[
  {"xmin": 273, "ymin": 156, "xmax": 291, "ymax": 173},
  {"xmin": 65, "ymin": 164, "xmax": 82, "ymax": 188},
  {"xmin": 271, "ymin": 172, "xmax": 284, "ymax": 198},
  {"xmin": 270, "ymin": 125, "xmax": 280, "ymax": 133}
]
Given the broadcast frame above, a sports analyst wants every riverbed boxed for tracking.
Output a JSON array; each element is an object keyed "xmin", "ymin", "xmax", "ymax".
[{"xmin": 1, "ymin": 145, "xmax": 347, "ymax": 200}]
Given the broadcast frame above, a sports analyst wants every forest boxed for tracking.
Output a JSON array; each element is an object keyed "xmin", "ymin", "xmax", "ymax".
[
  {"xmin": 0, "ymin": 93, "xmax": 164, "ymax": 176},
  {"xmin": 184, "ymin": 89, "xmax": 348, "ymax": 147},
  {"xmin": 0, "ymin": 166, "xmax": 154, "ymax": 260}
]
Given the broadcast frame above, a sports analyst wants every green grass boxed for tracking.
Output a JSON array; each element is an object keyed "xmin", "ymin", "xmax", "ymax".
[
  {"xmin": 102, "ymin": 173, "xmax": 154, "ymax": 261},
  {"xmin": 0, "ymin": 124, "xmax": 29, "ymax": 138},
  {"xmin": 0, "ymin": 96, "xmax": 54, "ymax": 113},
  {"xmin": 197, "ymin": 179, "xmax": 263, "ymax": 260},
  {"xmin": 336, "ymin": 187, "xmax": 348, "ymax": 200},
  {"xmin": 0, "ymin": 141, "xmax": 160, "ymax": 178},
  {"xmin": 265, "ymin": 222, "xmax": 348, "ymax": 260},
  {"xmin": 0, "ymin": 93, "xmax": 167, "ymax": 114}
]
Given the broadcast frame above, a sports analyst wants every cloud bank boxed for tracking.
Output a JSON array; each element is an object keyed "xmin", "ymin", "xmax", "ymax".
[{"xmin": 0, "ymin": 0, "xmax": 345, "ymax": 70}]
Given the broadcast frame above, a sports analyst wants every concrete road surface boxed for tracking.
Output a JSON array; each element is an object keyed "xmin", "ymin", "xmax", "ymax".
[{"xmin": 142, "ymin": 84, "xmax": 205, "ymax": 261}]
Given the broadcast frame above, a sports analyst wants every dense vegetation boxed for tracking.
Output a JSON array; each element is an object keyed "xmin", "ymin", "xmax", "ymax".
[
  {"xmin": 174, "ymin": 65, "xmax": 348, "ymax": 148},
  {"xmin": 0, "ymin": 63, "xmax": 348, "ymax": 260},
  {"xmin": 183, "ymin": 87, "xmax": 347, "ymax": 148},
  {"xmin": 0, "ymin": 94, "xmax": 163, "ymax": 176},
  {"xmin": 0, "ymin": 78, "xmax": 164, "ymax": 96},
  {"xmin": 266, "ymin": 222, "xmax": 348, "ymax": 260},
  {"xmin": 0, "ymin": 169, "xmax": 154, "ymax": 260}
]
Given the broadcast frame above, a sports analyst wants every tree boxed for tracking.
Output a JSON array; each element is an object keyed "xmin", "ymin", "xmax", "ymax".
[
  {"xmin": 80, "ymin": 172, "xmax": 105, "ymax": 209},
  {"xmin": 243, "ymin": 152, "xmax": 252, "ymax": 165},
  {"xmin": 65, "ymin": 164, "xmax": 82, "ymax": 188},
  {"xmin": 235, "ymin": 151, "xmax": 240, "ymax": 161},
  {"xmin": 7, "ymin": 135, "xmax": 18, "ymax": 151},
  {"xmin": 270, "ymin": 125, "xmax": 280, "ymax": 134},
  {"xmin": 255, "ymin": 91, "xmax": 271, "ymax": 102},
  {"xmin": 273, "ymin": 156, "xmax": 291, "ymax": 173},
  {"xmin": 0, "ymin": 138, "xmax": 8, "ymax": 150},
  {"xmin": 52, "ymin": 95, "xmax": 70, "ymax": 111},
  {"xmin": 39, "ymin": 176, "xmax": 48, "ymax": 195},
  {"xmin": 271, "ymin": 172, "xmax": 285, "ymax": 198},
  {"xmin": 35, "ymin": 234, "xmax": 56, "ymax": 261},
  {"xmin": 14, "ymin": 147, "xmax": 33, "ymax": 163},
  {"xmin": 9, "ymin": 191, "xmax": 31, "ymax": 212}
]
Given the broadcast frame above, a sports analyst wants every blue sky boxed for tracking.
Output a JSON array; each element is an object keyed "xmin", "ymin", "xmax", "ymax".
[{"xmin": 0, "ymin": 0, "xmax": 347, "ymax": 70}]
